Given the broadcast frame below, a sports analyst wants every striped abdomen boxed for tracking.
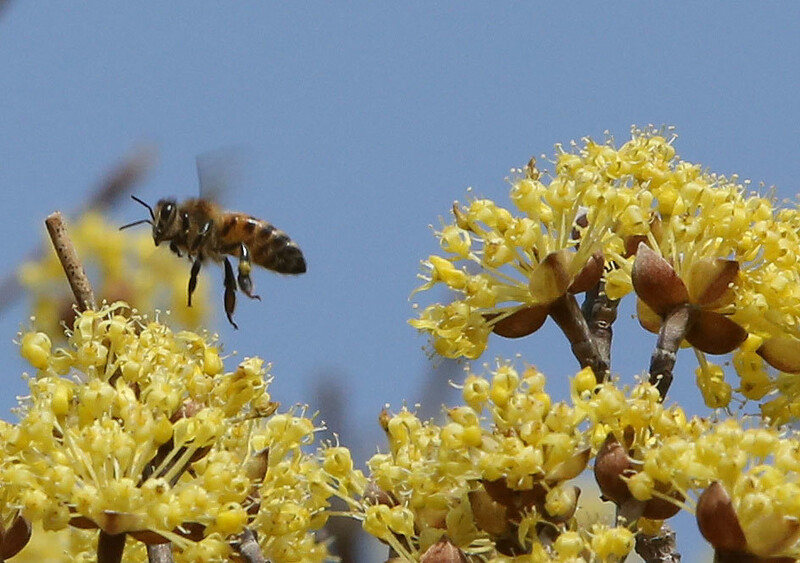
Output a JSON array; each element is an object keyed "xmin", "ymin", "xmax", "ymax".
[{"xmin": 218, "ymin": 213, "xmax": 306, "ymax": 274}]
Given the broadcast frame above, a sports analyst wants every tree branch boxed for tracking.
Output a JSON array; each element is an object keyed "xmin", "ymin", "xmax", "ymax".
[
  {"xmin": 549, "ymin": 293, "xmax": 608, "ymax": 380},
  {"xmin": 97, "ymin": 531, "xmax": 126, "ymax": 563},
  {"xmin": 581, "ymin": 282, "xmax": 619, "ymax": 378},
  {"xmin": 146, "ymin": 544, "xmax": 174, "ymax": 563},
  {"xmin": 648, "ymin": 305, "xmax": 692, "ymax": 399},
  {"xmin": 234, "ymin": 529, "xmax": 267, "ymax": 563},
  {"xmin": 636, "ymin": 524, "xmax": 681, "ymax": 563},
  {"xmin": 45, "ymin": 212, "xmax": 96, "ymax": 312}
]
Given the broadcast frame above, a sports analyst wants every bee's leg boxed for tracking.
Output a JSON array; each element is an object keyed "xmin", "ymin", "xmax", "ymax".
[
  {"xmin": 223, "ymin": 257, "xmax": 239, "ymax": 329},
  {"xmin": 170, "ymin": 241, "xmax": 183, "ymax": 258},
  {"xmin": 187, "ymin": 258, "xmax": 202, "ymax": 307},
  {"xmin": 237, "ymin": 243, "xmax": 261, "ymax": 301},
  {"xmin": 190, "ymin": 220, "xmax": 213, "ymax": 252}
]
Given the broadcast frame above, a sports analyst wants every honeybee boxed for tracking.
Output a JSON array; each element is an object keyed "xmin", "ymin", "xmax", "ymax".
[{"xmin": 121, "ymin": 196, "xmax": 306, "ymax": 328}]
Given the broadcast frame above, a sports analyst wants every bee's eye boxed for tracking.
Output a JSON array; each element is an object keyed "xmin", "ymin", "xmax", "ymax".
[{"xmin": 159, "ymin": 203, "xmax": 176, "ymax": 223}]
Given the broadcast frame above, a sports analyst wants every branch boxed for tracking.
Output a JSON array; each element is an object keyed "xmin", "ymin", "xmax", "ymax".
[
  {"xmin": 648, "ymin": 306, "xmax": 692, "ymax": 399},
  {"xmin": 635, "ymin": 523, "xmax": 681, "ymax": 563},
  {"xmin": 0, "ymin": 146, "xmax": 154, "ymax": 315},
  {"xmin": 45, "ymin": 214, "xmax": 139, "ymax": 563},
  {"xmin": 581, "ymin": 282, "xmax": 619, "ymax": 376},
  {"xmin": 549, "ymin": 294, "xmax": 609, "ymax": 380},
  {"xmin": 45, "ymin": 212, "xmax": 96, "ymax": 311},
  {"xmin": 97, "ymin": 531, "xmax": 126, "ymax": 563},
  {"xmin": 146, "ymin": 544, "xmax": 174, "ymax": 563},
  {"xmin": 234, "ymin": 529, "xmax": 268, "ymax": 563}
]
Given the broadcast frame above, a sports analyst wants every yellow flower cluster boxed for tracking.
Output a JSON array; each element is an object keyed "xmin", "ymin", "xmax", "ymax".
[
  {"xmin": 352, "ymin": 363, "xmax": 636, "ymax": 562},
  {"xmin": 412, "ymin": 126, "xmax": 800, "ymax": 415},
  {"xmin": 642, "ymin": 419, "xmax": 800, "ymax": 559},
  {"xmin": 347, "ymin": 362, "xmax": 800, "ymax": 560},
  {"xmin": 579, "ymin": 377, "xmax": 707, "ymax": 524},
  {"xmin": 18, "ymin": 212, "xmax": 209, "ymax": 336},
  {"xmin": 8, "ymin": 303, "xmax": 341, "ymax": 562},
  {"xmin": 579, "ymin": 376, "xmax": 800, "ymax": 559},
  {"xmin": 411, "ymin": 131, "xmax": 657, "ymax": 359}
]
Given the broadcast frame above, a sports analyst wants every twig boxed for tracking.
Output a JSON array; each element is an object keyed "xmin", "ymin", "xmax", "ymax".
[
  {"xmin": 635, "ymin": 524, "xmax": 681, "ymax": 563},
  {"xmin": 648, "ymin": 306, "xmax": 691, "ymax": 399},
  {"xmin": 146, "ymin": 544, "xmax": 174, "ymax": 563},
  {"xmin": 45, "ymin": 214, "xmax": 141, "ymax": 563},
  {"xmin": 234, "ymin": 529, "xmax": 267, "ymax": 563},
  {"xmin": 0, "ymin": 146, "xmax": 155, "ymax": 314},
  {"xmin": 45, "ymin": 212, "xmax": 96, "ymax": 311},
  {"xmin": 581, "ymin": 282, "xmax": 619, "ymax": 376},
  {"xmin": 548, "ymin": 294, "xmax": 608, "ymax": 379},
  {"xmin": 97, "ymin": 531, "xmax": 126, "ymax": 563}
]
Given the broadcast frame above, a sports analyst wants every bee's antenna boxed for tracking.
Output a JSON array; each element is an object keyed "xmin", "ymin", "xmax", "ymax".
[
  {"xmin": 130, "ymin": 195, "xmax": 155, "ymax": 220},
  {"xmin": 120, "ymin": 195, "xmax": 155, "ymax": 230},
  {"xmin": 119, "ymin": 219, "xmax": 152, "ymax": 230}
]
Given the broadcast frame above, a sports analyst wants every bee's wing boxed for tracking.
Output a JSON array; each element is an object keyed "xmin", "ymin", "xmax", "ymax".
[{"xmin": 196, "ymin": 146, "xmax": 248, "ymax": 203}]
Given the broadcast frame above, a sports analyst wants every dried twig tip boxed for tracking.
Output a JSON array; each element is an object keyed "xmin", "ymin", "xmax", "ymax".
[{"xmin": 45, "ymin": 212, "xmax": 96, "ymax": 312}]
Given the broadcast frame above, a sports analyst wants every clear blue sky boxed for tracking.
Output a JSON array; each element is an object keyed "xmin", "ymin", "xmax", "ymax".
[{"xmin": 1, "ymin": 3, "xmax": 799, "ymax": 559}]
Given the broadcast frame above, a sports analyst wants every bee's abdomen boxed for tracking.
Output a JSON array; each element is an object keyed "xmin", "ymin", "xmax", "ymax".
[
  {"xmin": 252, "ymin": 223, "xmax": 306, "ymax": 274},
  {"xmin": 220, "ymin": 214, "xmax": 305, "ymax": 274}
]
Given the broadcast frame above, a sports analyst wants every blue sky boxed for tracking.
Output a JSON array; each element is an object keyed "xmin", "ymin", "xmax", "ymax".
[{"xmin": 1, "ymin": 3, "xmax": 799, "ymax": 559}]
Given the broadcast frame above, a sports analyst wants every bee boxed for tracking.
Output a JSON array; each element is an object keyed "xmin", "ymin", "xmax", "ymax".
[{"xmin": 121, "ymin": 196, "xmax": 306, "ymax": 328}]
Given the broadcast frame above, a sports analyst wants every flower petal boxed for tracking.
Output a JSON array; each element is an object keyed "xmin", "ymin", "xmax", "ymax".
[
  {"xmin": 642, "ymin": 487, "xmax": 683, "ymax": 520},
  {"xmin": 624, "ymin": 234, "xmax": 648, "ymax": 258},
  {"xmin": 757, "ymin": 336, "xmax": 800, "ymax": 373},
  {"xmin": 468, "ymin": 489, "xmax": 511, "ymax": 536},
  {"xmin": 686, "ymin": 258, "xmax": 739, "ymax": 307},
  {"xmin": 421, "ymin": 537, "xmax": 470, "ymax": 563},
  {"xmin": 593, "ymin": 434, "xmax": 634, "ymax": 506},
  {"xmin": 685, "ymin": 310, "xmax": 747, "ymax": 355},
  {"xmin": 631, "ymin": 243, "xmax": 688, "ymax": 316}
]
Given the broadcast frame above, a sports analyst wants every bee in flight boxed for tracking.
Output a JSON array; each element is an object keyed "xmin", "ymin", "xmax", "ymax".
[{"xmin": 121, "ymin": 196, "xmax": 306, "ymax": 328}]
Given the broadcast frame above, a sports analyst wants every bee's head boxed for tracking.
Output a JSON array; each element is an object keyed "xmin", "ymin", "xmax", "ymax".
[
  {"xmin": 152, "ymin": 198, "xmax": 180, "ymax": 245},
  {"xmin": 120, "ymin": 196, "xmax": 180, "ymax": 246}
]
